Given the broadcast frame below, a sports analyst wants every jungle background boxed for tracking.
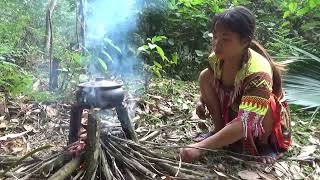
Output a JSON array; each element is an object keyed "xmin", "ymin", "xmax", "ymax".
[{"xmin": 0, "ymin": 0, "xmax": 319, "ymax": 179}]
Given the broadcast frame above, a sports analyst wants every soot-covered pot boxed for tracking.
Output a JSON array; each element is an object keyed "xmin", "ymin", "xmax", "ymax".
[{"xmin": 77, "ymin": 79, "xmax": 124, "ymax": 108}]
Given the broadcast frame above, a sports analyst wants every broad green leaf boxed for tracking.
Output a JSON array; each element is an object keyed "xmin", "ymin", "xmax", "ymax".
[
  {"xmin": 153, "ymin": 60, "xmax": 162, "ymax": 68},
  {"xmin": 150, "ymin": 66, "xmax": 161, "ymax": 77},
  {"xmin": 190, "ymin": 0, "xmax": 204, "ymax": 5},
  {"xmin": 297, "ymin": 7, "xmax": 309, "ymax": 16},
  {"xmin": 72, "ymin": 53, "xmax": 81, "ymax": 65},
  {"xmin": 195, "ymin": 50, "xmax": 204, "ymax": 57},
  {"xmin": 156, "ymin": 46, "xmax": 168, "ymax": 61},
  {"xmin": 102, "ymin": 50, "xmax": 113, "ymax": 62},
  {"xmin": 171, "ymin": 52, "xmax": 178, "ymax": 65},
  {"xmin": 151, "ymin": 36, "xmax": 167, "ymax": 43},
  {"xmin": 97, "ymin": 58, "xmax": 108, "ymax": 72},
  {"xmin": 104, "ymin": 38, "xmax": 122, "ymax": 54},
  {"xmin": 283, "ymin": 11, "xmax": 290, "ymax": 18},
  {"xmin": 148, "ymin": 43, "xmax": 157, "ymax": 50},
  {"xmin": 138, "ymin": 45, "xmax": 150, "ymax": 52},
  {"xmin": 281, "ymin": 21, "xmax": 290, "ymax": 27},
  {"xmin": 308, "ymin": 0, "xmax": 318, "ymax": 9},
  {"xmin": 288, "ymin": 2, "xmax": 297, "ymax": 12}
]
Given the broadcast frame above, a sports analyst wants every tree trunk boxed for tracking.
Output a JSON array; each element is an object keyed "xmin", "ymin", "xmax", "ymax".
[
  {"xmin": 50, "ymin": 57, "xmax": 60, "ymax": 89},
  {"xmin": 76, "ymin": 0, "xmax": 85, "ymax": 54},
  {"xmin": 45, "ymin": 0, "xmax": 58, "ymax": 90}
]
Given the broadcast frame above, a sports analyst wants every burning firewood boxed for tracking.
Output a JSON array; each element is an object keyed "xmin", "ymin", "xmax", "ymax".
[{"xmin": 0, "ymin": 108, "xmax": 222, "ymax": 179}]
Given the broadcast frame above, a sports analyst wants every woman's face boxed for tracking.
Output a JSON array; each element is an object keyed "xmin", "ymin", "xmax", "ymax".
[{"xmin": 213, "ymin": 23, "xmax": 248, "ymax": 61}]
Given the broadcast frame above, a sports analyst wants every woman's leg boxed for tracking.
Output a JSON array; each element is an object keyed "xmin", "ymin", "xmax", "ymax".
[
  {"xmin": 260, "ymin": 108, "xmax": 275, "ymax": 144},
  {"xmin": 198, "ymin": 68, "xmax": 224, "ymax": 132}
]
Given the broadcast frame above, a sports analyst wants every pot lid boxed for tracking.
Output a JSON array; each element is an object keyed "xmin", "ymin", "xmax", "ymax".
[{"xmin": 78, "ymin": 80, "xmax": 123, "ymax": 89}]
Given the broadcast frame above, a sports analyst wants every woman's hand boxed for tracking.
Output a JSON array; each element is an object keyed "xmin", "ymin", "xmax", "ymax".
[
  {"xmin": 179, "ymin": 144, "xmax": 202, "ymax": 163},
  {"xmin": 196, "ymin": 101, "xmax": 207, "ymax": 119}
]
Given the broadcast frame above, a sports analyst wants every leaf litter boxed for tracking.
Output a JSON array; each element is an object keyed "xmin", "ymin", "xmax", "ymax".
[{"xmin": 0, "ymin": 78, "xmax": 319, "ymax": 179}]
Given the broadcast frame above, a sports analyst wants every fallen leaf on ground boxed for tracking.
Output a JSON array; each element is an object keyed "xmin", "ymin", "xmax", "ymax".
[
  {"xmin": 289, "ymin": 163, "xmax": 305, "ymax": 179},
  {"xmin": 46, "ymin": 106, "xmax": 58, "ymax": 118},
  {"xmin": 1, "ymin": 136, "xmax": 27, "ymax": 155},
  {"xmin": 33, "ymin": 109, "xmax": 41, "ymax": 113},
  {"xmin": 10, "ymin": 118, "xmax": 19, "ymax": 123},
  {"xmin": 0, "ymin": 131, "xmax": 29, "ymax": 141},
  {"xmin": 0, "ymin": 122, "xmax": 7, "ymax": 129},
  {"xmin": 257, "ymin": 171, "xmax": 276, "ymax": 180},
  {"xmin": 158, "ymin": 104, "xmax": 173, "ymax": 115},
  {"xmin": 23, "ymin": 124, "xmax": 35, "ymax": 131},
  {"xmin": 274, "ymin": 161, "xmax": 289, "ymax": 177},
  {"xmin": 214, "ymin": 169, "xmax": 228, "ymax": 177},
  {"xmin": 238, "ymin": 170, "xmax": 260, "ymax": 180},
  {"xmin": 190, "ymin": 109, "xmax": 200, "ymax": 120},
  {"xmin": 161, "ymin": 176, "xmax": 173, "ymax": 180},
  {"xmin": 308, "ymin": 136, "xmax": 320, "ymax": 145},
  {"xmin": 182, "ymin": 103, "xmax": 188, "ymax": 110},
  {"xmin": 297, "ymin": 145, "xmax": 317, "ymax": 158}
]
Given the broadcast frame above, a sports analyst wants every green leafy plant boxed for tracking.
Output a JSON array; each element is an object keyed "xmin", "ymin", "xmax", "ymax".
[
  {"xmin": 138, "ymin": 35, "xmax": 178, "ymax": 77},
  {"xmin": 0, "ymin": 61, "xmax": 32, "ymax": 96},
  {"xmin": 276, "ymin": 41, "xmax": 320, "ymax": 122}
]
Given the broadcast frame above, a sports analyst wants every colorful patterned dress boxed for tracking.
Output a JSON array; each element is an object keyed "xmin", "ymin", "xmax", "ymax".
[{"xmin": 208, "ymin": 48, "xmax": 292, "ymax": 155}]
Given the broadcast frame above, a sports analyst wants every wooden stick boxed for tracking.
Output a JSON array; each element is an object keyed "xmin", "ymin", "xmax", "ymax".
[
  {"xmin": 72, "ymin": 169, "xmax": 84, "ymax": 180},
  {"xmin": 139, "ymin": 130, "xmax": 160, "ymax": 142},
  {"xmin": 99, "ymin": 146, "xmax": 113, "ymax": 180},
  {"xmin": 116, "ymin": 105, "xmax": 138, "ymax": 142},
  {"xmin": 125, "ymin": 168, "xmax": 137, "ymax": 180},
  {"xmin": 156, "ymin": 162, "xmax": 189, "ymax": 178},
  {"xmin": 0, "ymin": 144, "xmax": 53, "ymax": 178},
  {"xmin": 104, "ymin": 140, "xmax": 157, "ymax": 179},
  {"xmin": 83, "ymin": 109, "xmax": 100, "ymax": 180},
  {"xmin": 47, "ymin": 157, "xmax": 81, "ymax": 180},
  {"xmin": 13, "ymin": 153, "xmax": 71, "ymax": 179},
  {"xmin": 111, "ymin": 140, "xmax": 165, "ymax": 176},
  {"xmin": 100, "ymin": 141, "xmax": 125, "ymax": 180}
]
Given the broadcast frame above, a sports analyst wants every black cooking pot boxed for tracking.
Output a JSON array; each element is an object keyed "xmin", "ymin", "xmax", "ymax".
[{"xmin": 77, "ymin": 80, "xmax": 124, "ymax": 108}]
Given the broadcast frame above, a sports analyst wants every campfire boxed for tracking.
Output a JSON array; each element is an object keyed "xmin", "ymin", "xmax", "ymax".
[{"xmin": 0, "ymin": 79, "xmax": 221, "ymax": 180}]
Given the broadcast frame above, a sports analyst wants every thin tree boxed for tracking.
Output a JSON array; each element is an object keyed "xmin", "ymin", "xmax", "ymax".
[{"xmin": 45, "ymin": 0, "xmax": 59, "ymax": 90}]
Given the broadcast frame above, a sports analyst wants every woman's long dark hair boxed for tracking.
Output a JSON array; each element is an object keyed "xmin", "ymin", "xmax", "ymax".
[{"xmin": 211, "ymin": 6, "xmax": 284, "ymax": 97}]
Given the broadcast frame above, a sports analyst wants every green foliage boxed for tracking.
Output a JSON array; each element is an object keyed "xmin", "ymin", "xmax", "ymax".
[
  {"xmin": 138, "ymin": 35, "xmax": 178, "ymax": 77},
  {"xmin": 275, "ymin": 0, "xmax": 320, "ymax": 43},
  {"xmin": 0, "ymin": 61, "xmax": 32, "ymax": 96},
  {"xmin": 279, "ymin": 43, "xmax": 320, "ymax": 110},
  {"xmin": 27, "ymin": 90, "xmax": 69, "ymax": 103}
]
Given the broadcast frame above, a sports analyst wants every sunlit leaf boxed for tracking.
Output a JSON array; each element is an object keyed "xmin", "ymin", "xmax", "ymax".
[
  {"xmin": 171, "ymin": 52, "xmax": 178, "ymax": 65},
  {"xmin": 97, "ymin": 58, "xmax": 108, "ymax": 72},
  {"xmin": 283, "ymin": 11, "xmax": 290, "ymax": 18},
  {"xmin": 296, "ymin": 8, "xmax": 308, "ymax": 16},
  {"xmin": 288, "ymin": 2, "xmax": 297, "ymax": 13},
  {"xmin": 138, "ymin": 45, "xmax": 150, "ymax": 54},
  {"xmin": 156, "ymin": 46, "xmax": 168, "ymax": 62},
  {"xmin": 102, "ymin": 50, "xmax": 113, "ymax": 62},
  {"xmin": 153, "ymin": 60, "xmax": 162, "ymax": 68},
  {"xmin": 104, "ymin": 38, "xmax": 122, "ymax": 54},
  {"xmin": 151, "ymin": 36, "xmax": 167, "ymax": 43},
  {"xmin": 148, "ymin": 43, "xmax": 157, "ymax": 50}
]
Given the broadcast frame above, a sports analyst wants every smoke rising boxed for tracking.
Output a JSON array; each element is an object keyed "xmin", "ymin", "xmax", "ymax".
[{"xmin": 84, "ymin": 0, "xmax": 144, "ymax": 80}]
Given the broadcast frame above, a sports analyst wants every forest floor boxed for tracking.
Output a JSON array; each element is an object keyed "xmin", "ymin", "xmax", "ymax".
[{"xmin": 0, "ymin": 78, "xmax": 319, "ymax": 179}]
